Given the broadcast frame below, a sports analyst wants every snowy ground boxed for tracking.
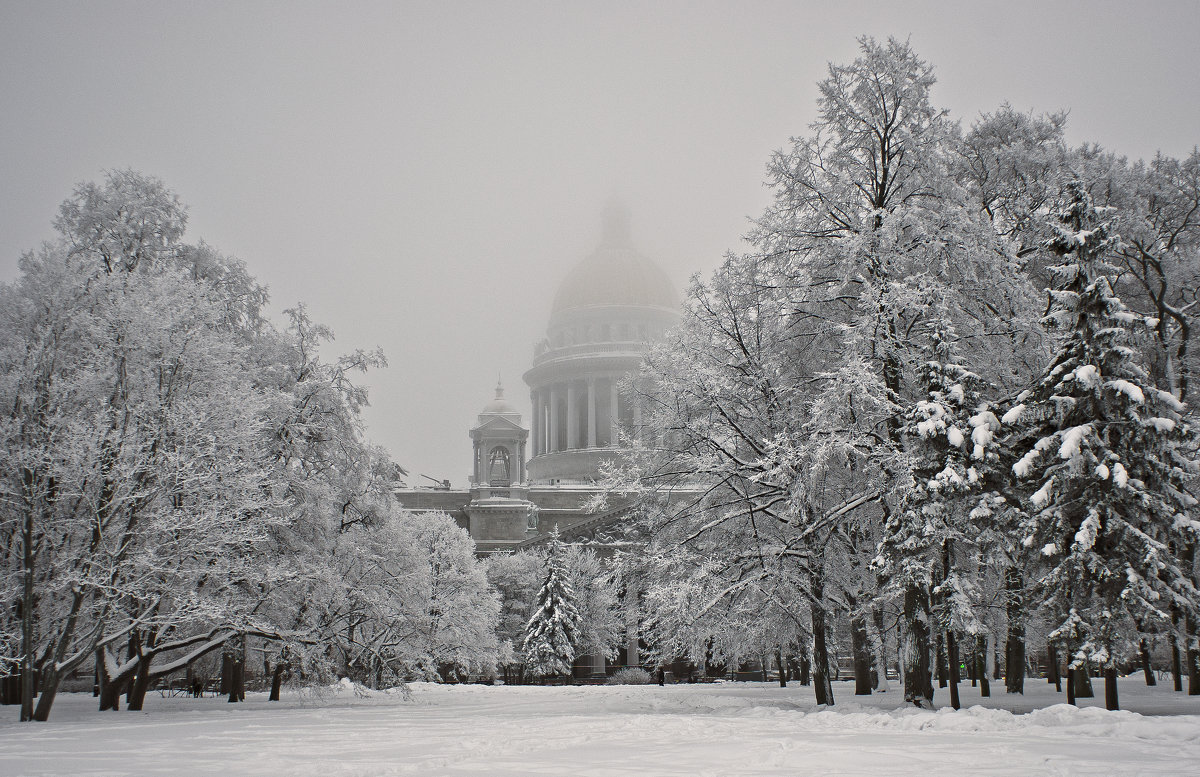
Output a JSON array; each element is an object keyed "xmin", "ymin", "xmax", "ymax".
[{"xmin": 2, "ymin": 678, "xmax": 1199, "ymax": 776}]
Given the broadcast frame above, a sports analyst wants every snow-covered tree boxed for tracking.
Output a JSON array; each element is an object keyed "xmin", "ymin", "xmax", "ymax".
[
  {"xmin": 485, "ymin": 549, "xmax": 545, "ymax": 681},
  {"xmin": 0, "ymin": 171, "xmax": 286, "ymax": 720},
  {"xmin": 521, "ymin": 532, "xmax": 581, "ymax": 679},
  {"xmin": 561, "ymin": 544, "xmax": 622, "ymax": 663},
  {"xmin": 1005, "ymin": 180, "xmax": 1200, "ymax": 710},
  {"xmin": 876, "ymin": 320, "xmax": 1009, "ymax": 707},
  {"xmin": 751, "ymin": 37, "xmax": 1042, "ymax": 708}
]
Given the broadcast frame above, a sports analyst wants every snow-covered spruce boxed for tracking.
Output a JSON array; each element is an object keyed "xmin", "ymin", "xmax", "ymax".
[
  {"xmin": 1004, "ymin": 180, "xmax": 1200, "ymax": 711},
  {"xmin": 878, "ymin": 323, "xmax": 1007, "ymax": 709},
  {"xmin": 521, "ymin": 530, "xmax": 583, "ymax": 680}
]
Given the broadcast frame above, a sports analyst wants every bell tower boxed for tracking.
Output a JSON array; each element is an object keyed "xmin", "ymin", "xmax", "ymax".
[
  {"xmin": 465, "ymin": 380, "xmax": 538, "ymax": 552},
  {"xmin": 469, "ymin": 379, "xmax": 527, "ymax": 486}
]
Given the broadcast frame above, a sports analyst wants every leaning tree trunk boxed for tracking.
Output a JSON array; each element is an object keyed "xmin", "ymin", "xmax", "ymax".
[
  {"xmin": 901, "ymin": 583, "xmax": 933, "ymax": 708},
  {"xmin": 126, "ymin": 654, "xmax": 155, "ymax": 712},
  {"xmin": 1140, "ymin": 638, "xmax": 1156, "ymax": 687},
  {"xmin": 1004, "ymin": 567, "xmax": 1025, "ymax": 694},
  {"xmin": 1074, "ymin": 664, "xmax": 1094, "ymax": 698}
]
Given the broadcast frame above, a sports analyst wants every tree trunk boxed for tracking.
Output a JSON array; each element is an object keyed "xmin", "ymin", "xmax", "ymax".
[
  {"xmin": 935, "ymin": 633, "xmax": 948, "ymax": 688},
  {"xmin": 220, "ymin": 651, "xmax": 232, "ymax": 696},
  {"xmin": 97, "ymin": 649, "xmax": 119, "ymax": 712},
  {"xmin": 851, "ymin": 611, "xmax": 872, "ymax": 696},
  {"xmin": 98, "ymin": 653, "xmax": 126, "ymax": 712},
  {"xmin": 1104, "ymin": 665, "xmax": 1119, "ymax": 711},
  {"xmin": 125, "ymin": 632, "xmax": 138, "ymax": 706},
  {"xmin": 799, "ymin": 654, "xmax": 811, "ymax": 686},
  {"xmin": 233, "ymin": 659, "xmax": 245, "ymax": 702},
  {"xmin": 1171, "ymin": 632, "xmax": 1184, "ymax": 691},
  {"xmin": 269, "ymin": 662, "xmax": 285, "ymax": 701},
  {"xmin": 810, "ymin": 574, "xmax": 834, "ymax": 706},
  {"xmin": 31, "ymin": 667, "xmax": 60, "ymax": 722},
  {"xmin": 776, "ymin": 648, "xmax": 787, "ymax": 688},
  {"xmin": 1048, "ymin": 644, "xmax": 1062, "ymax": 692},
  {"xmin": 1066, "ymin": 658, "xmax": 1076, "ymax": 706},
  {"xmin": 237, "ymin": 635, "xmax": 247, "ymax": 701},
  {"xmin": 126, "ymin": 654, "xmax": 154, "ymax": 712},
  {"xmin": 1187, "ymin": 613, "xmax": 1200, "ymax": 695},
  {"xmin": 869, "ymin": 607, "xmax": 890, "ymax": 693},
  {"xmin": 976, "ymin": 634, "xmax": 991, "ymax": 697},
  {"xmin": 946, "ymin": 629, "xmax": 961, "ymax": 710},
  {"xmin": 901, "ymin": 583, "xmax": 933, "ymax": 708},
  {"xmin": 1004, "ymin": 567, "xmax": 1025, "ymax": 694},
  {"xmin": 1140, "ymin": 638, "xmax": 1156, "ymax": 686},
  {"xmin": 19, "ymin": 496, "xmax": 35, "ymax": 723},
  {"xmin": 1073, "ymin": 666, "xmax": 1093, "ymax": 698}
]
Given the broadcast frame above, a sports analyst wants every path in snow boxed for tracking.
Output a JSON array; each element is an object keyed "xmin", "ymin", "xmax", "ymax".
[{"xmin": 1, "ymin": 678, "xmax": 1198, "ymax": 776}]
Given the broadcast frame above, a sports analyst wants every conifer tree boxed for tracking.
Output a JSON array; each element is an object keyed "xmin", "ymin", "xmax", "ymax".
[
  {"xmin": 1005, "ymin": 180, "xmax": 1200, "ymax": 711},
  {"xmin": 878, "ymin": 322, "xmax": 1000, "ymax": 708},
  {"xmin": 522, "ymin": 531, "xmax": 582, "ymax": 680}
]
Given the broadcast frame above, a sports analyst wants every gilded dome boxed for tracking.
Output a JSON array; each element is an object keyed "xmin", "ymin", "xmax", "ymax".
[{"xmin": 550, "ymin": 204, "xmax": 678, "ymax": 317}]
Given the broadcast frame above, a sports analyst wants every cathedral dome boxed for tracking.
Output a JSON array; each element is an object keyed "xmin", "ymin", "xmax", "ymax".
[
  {"xmin": 550, "ymin": 203, "xmax": 678, "ymax": 318},
  {"xmin": 479, "ymin": 380, "xmax": 520, "ymax": 419}
]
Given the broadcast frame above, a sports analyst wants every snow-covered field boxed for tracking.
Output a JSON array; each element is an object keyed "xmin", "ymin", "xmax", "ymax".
[{"xmin": 2, "ymin": 678, "xmax": 1198, "ymax": 776}]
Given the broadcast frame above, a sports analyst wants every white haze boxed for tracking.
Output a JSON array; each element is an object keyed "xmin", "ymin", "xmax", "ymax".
[{"xmin": 1, "ymin": 0, "xmax": 1197, "ymax": 484}]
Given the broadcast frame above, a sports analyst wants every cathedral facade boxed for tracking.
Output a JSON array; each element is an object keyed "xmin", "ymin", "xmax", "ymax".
[{"xmin": 395, "ymin": 205, "xmax": 678, "ymax": 555}]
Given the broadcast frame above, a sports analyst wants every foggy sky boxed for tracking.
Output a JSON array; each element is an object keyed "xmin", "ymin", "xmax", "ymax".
[{"xmin": 3, "ymin": 0, "xmax": 1198, "ymax": 485}]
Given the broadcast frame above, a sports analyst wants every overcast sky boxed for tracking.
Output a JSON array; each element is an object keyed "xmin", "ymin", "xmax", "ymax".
[{"xmin": 2, "ymin": 0, "xmax": 1198, "ymax": 485}]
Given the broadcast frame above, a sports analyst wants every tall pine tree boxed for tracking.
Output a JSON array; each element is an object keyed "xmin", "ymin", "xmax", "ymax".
[
  {"xmin": 1005, "ymin": 180, "xmax": 1200, "ymax": 711},
  {"xmin": 522, "ymin": 531, "xmax": 583, "ymax": 680}
]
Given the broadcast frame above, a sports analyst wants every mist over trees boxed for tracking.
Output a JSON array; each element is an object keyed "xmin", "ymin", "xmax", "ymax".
[
  {"xmin": 2, "ymin": 34, "xmax": 1198, "ymax": 726},
  {"xmin": 617, "ymin": 37, "xmax": 1200, "ymax": 711}
]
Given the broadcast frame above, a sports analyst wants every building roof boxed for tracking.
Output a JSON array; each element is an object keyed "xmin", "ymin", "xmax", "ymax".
[
  {"xmin": 478, "ymin": 380, "xmax": 520, "ymax": 420},
  {"xmin": 550, "ymin": 204, "xmax": 678, "ymax": 316}
]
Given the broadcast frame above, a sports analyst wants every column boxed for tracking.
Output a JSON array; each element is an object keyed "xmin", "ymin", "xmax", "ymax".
[
  {"xmin": 530, "ymin": 391, "xmax": 540, "ymax": 457},
  {"xmin": 549, "ymin": 385, "xmax": 561, "ymax": 453},
  {"xmin": 586, "ymin": 377, "xmax": 597, "ymax": 448},
  {"xmin": 566, "ymin": 382, "xmax": 579, "ymax": 449},
  {"xmin": 609, "ymin": 379, "xmax": 619, "ymax": 447},
  {"xmin": 517, "ymin": 441, "xmax": 525, "ymax": 482}
]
